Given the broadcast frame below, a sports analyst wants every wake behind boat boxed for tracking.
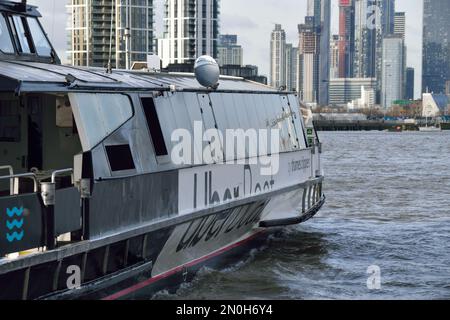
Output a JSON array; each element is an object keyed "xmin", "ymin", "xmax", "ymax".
[{"xmin": 0, "ymin": 1, "xmax": 324, "ymax": 300}]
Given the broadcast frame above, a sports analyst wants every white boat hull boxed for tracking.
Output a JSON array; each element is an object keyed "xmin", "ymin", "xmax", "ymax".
[{"xmin": 419, "ymin": 127, "xmax": 442, "ymax": 132}]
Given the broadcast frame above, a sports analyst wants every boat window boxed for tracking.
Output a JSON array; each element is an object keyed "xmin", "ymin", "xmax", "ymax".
[
  {"xmin": 106, "ymin": 144, "xmax": 135, "ymax": 172},
  {"xmin": 27, "ymin": 17, "xmax": 51, "ymax": 57},
  {"xmin": 69, "ymin": 93, "xmax": 133, "ymax": 151},
  {"xmin": 10, "ymin": 15, "xmax": 33, "ymax": 54},
  {"xmin": 0, "ymin": 14, "xmax": 14, "ymax": 53},
  {"xmin": 141, "ymin": 97, "xmax": 168, "ymax": 157}
]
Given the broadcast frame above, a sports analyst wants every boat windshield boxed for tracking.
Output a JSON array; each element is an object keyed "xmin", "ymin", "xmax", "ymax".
[
  {"xmin": 11, "ymin": 15, "xmax": 32, "ymax": 53},
  {"xmin": 0, "ymin": 13, "xmax": 53, "ymax": 58},
  {"xmin": 0, "ymin": 14, "xmax": 14, "ymax": 53},
  {"xmin": 27, "ymin": 17, "xmax": 51, "ymax": 56}
]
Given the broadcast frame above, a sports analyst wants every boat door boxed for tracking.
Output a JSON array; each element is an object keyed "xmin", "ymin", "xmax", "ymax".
[
  {"xmin": 26, "ymin": 96, "xmax": 43, "ymax": 171},
  {"xmin": 286, "ymin": 95, "xmax": 308, "ymax": 150},
  {"xmin": 0, "ymin": 96, "xmax": 28, "ymax": 176},
  {"xmin": 197, "ymin": 93, "xmax": 224, "ymax": 163}
]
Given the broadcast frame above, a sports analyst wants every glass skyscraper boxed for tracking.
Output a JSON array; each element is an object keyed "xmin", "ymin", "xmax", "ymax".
[
  {"xmin": 375, "ymin": 0, "xmax": 395, "ymax": 100},
  {"xmin": 338, "ymin": 0, "xmax": 355, "ymax": 78},
  {"xmin": 381, "ymin": 35, "xmax": 405, "ymax": 108},
  {"xmin": 308, "ymin": 0, "xmax": 331, "ymax": 106},
  {"xmin": 422, "ymin": 0, "xmax": 450, "ymax": 94},
  {"xmin": 353, "ymin": 0, "xmax": 376, "ymax": 78}
]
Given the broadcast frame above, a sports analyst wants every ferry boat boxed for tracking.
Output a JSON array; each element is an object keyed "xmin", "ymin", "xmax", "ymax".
[{"xmin": 0, "ymin": 1, "xmax": 324, "ymax": 300}]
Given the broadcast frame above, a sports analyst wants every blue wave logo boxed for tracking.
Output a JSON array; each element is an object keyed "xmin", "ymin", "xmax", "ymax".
[
  {"xmin": 6, "ymin": 207, "xmax": 24, "ymax": 218},
  {"xmin": 5, "ymin": 207, "xmax": 25, "ymax": 243},
  {"xmin": 6, "ymin": 219, "xmax": 24, "ymax": 230},
  {"xmin": 6, "ymin": 231, "xmax": 24, "ymax": 242}
]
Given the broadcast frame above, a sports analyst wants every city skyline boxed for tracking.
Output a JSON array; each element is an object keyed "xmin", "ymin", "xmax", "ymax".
[{"xmin": 30, "ymin": 0, "xmax": 423, "ymax": 98}]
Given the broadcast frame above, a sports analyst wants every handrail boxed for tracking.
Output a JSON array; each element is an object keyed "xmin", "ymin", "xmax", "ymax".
[
  {"xmin": 0, "ymin": 172, "xmax": 38, "ymax": 194},
  {"xmin": 0, "ymin": 165, "xmax": 14, "ymax": 195},
  {"xmin": 51, "ymin": 168, "xmax": 74, "ymax": 184}
]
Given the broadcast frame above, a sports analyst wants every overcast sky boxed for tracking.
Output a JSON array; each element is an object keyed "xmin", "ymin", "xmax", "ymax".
[{"xmin": 29, "ymin": 0, "xmax": 423, "ymax": 98}]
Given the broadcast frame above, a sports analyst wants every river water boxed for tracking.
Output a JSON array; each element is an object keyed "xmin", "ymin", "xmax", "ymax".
[{"xmin": 157, "ymin": 131, "xmax": 450, "ymax": 300}]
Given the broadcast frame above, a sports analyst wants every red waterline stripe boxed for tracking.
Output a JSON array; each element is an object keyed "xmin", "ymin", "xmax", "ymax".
[{"xmin": 102, "ymin": 230, "xmax": 265, "ymax": 300}]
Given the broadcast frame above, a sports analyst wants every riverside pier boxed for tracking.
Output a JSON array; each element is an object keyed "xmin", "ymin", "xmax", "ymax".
[{"xmin": 313, "ymin": 114, "xmax": 450, "ymax": 131}]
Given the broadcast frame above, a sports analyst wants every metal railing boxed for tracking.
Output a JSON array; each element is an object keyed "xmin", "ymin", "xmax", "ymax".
[
  {"xmin": 1, "ymin": 167, "xmax": 78, "ymax": 257},
  {"xmin": 51, "ymin": 168, "xmax": 74, "ymax": 184},
  {"xmin": 0, "ymin": 167, "xmax": 74, "ymax": 196},
  {"xmin": 0, "ymin": 172, "xmax": 38, "ymax": 195},
  {"xmin": 302, "ymin": 178, "xmax": 324, "ymax": 214}
]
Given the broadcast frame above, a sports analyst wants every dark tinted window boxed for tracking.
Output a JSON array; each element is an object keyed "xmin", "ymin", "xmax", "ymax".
[
  {"xmin": 106, "ymin": 145, "xmax": 135, "ymax": 172},
  {"xmin": 141, "ymin": 97, "xmax": 168, "ymax": 157}
]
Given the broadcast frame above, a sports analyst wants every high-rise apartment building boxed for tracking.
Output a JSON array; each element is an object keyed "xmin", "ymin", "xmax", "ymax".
[
  {"xmin": 67, "ymin": 0, "xmax": 155, "ymax": 69},
  {"xmin": 308, "ymin": 0, "xmax": 331, "ymax": 105},
  {"xmin": 297, "ymin": 17, "xmax": 319, "ymax": 103},
  {"xmin": 379, "ymin": 0, "xmax": 395, "ymax": 34},
  {"xmin": 353, "ymin": 0, "xmax": 376, "ymax": 78},
  {"xmin": 270, "ymin": 24, "xmax": 287, "ymax": 88},
  {"xmin": 285, "ymin": 44, "xmax": 298, "ymax": 92},
  {"xmin": 375, "ymin": 0, "xmax": 395, "ymax": 98},
  {"xmin": 217, "ymin": 34, "xmax": 243, "ymax": 67},
  {"xmin": 394, "ymin": 12, "xmax": 407, "ymax": 99},
  {"xmin": 158, "ymin": 0, "xmax": 220, "ymax": 67},
  {"xmin": 422, "ymin": 0, "xmax": 450, "ymax": 94},
  {"xmin": 338, "ymin": 0, "xmax": 355, "ymax": 78},
  {"xmin": 330, "ymin": 35, "xmax": 340, "ymax": 79},
  {"xmin": 381, "ymin": 35, "xmax": 405, "ymax": 108},
  {"xmin": 394, "ymin": 12, "xmax": 405, "ymax": 39}
]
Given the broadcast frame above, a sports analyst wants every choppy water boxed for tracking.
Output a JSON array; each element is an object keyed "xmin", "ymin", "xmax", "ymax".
[{"xmin": 157, "ymin": 131, "xmax": 450, "ymax": 300}]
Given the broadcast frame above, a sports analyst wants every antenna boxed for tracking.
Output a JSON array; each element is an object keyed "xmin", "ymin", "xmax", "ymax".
[{"xmin": 106, "ymin": 0, "xmax": 115, "ymax": 74}]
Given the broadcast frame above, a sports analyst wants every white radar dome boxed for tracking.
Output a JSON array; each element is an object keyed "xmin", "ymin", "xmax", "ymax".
[{"xmin": 194, "ymin": 55, "xmax": 220, "ymax": 89}]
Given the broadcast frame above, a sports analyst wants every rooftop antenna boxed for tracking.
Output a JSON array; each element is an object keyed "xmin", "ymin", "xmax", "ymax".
[{"xmin": 106, "ymin": 0, "xmax": 115, "ymax": 74}]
